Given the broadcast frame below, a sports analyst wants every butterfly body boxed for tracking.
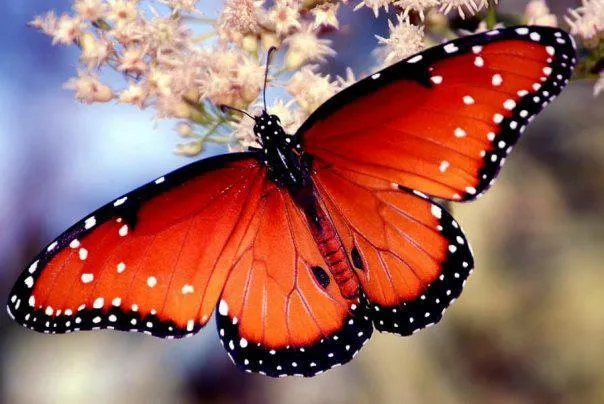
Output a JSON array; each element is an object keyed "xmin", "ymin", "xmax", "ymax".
[
  {"xmin": 7, "ymin": 26, "xmax": 577, "ymax": 378},
  {"xmin": 254, "ymin": 112, "xmax": 310, "ymax": 189}
]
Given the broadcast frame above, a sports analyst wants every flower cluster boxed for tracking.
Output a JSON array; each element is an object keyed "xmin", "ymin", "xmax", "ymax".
[
  {"xmin": 30, "ymin": 0, "xmax": 345, "ymax": 154},
  {"xmin": 30, "ymin": 0, "xmax": 604, "ymax": 155},
  {"xmin": 355, "ymin": 0, "xmax": 491, "ymax": 20}
]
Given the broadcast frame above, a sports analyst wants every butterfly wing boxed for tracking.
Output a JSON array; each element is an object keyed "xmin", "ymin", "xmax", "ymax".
[
  {"xmin": 216, "ymin": 182, "xmax": 373, "ymax": 377},
  {"xmin": 6, "ymin": 153, "xmax": 268, "ymax": 338},
  {"xmin": 313, "ymin": 164, "xmax": 473, "ymax": 335},
  {"xmin": 300, "ymin": 26, "xmax": 577, "ymax": 201}
]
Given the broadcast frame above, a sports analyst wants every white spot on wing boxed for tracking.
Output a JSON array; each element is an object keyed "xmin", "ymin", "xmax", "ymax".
[
  {"xmin": 503, "ymin": 99, "xmax": 516, "ymax": 110},
  {"xmin": 81, "ymin": 273, "xmax": 94, "ymax": 284},
  {"xmin": 439, "ymin": 161, "xmax": 450, "ymax": 173},
  {"xmin": 28, "ymin": 261, "xmax": 39, "ymax": 274},
  {"xmin": 114, "ymin": 197, "xmax": 127, "ymax": 207},
  {"xmin": 93, "ymin": 297, "xmax": 104, "ymax": 309},
  {"xmin": 443, "ymin": 43, "xmax": 458, "ymax": 53},
  {"xmin": 454, "ymin": 127, "xmax": 466, "ymax": 138},
  {"xmin": 118, "ymin": 225, "xmax": 128, "ymax": 237},
  {"xmin": 181, "ymin": 284, "xmax": 194, "ymax": 295},
  {"xmin": 147, "ymin": 276, "xmax": 157, "ymax": 288},
  {"xmin": 430, "ymin": 75, "xmax": 443, "ymax": 84},
  {"xmin": 84, "ymin": 216, "xmax": 96, "ymax": 229},
  {"xmin": 218, "ymin": 300, "xmax": 229, "ymax": 316},
  {"xmin": 431, "ymin": 205, "xmax": 442, "ymax": 219}
]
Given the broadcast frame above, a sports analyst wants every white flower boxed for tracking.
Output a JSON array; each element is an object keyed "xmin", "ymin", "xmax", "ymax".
[
  {"xmin": 160, "ymin": 0, "xmax": 200, "ymax": 12},
  {"xmin": 524, "ymin": 0, "xmax": 558, "ymax": 27},
  {"xmin": 64, "ymin": 71, "xmax": 114, "ymax": 104},
  {"xmin": 80, "ymin": 33, "xmax": 113, "ymax": 68},
  {"xmin": 118, "ymin": 47, "xmax": 148, "ymax": 75},
  {"xmin": 284, "ymin": 26, "xmax": 336, "ymax": 70},
  {"xmin": 119, "ymin": 82, "xmax": 147, "ymax": 108},
  {"xmin": 311, "ymin": 3, "xmax": 340, "ymax": 29},
  {"xmin": 564, "ymin": 0, "xmax": 604, "ymax": 40},
  {"xmin": 268, "ymin": 0, "xmax": 301, "ymax": 36},
  {"xmin": 354, "ymin": 0, "xmax": 393, "ymax": 17},
  {"xmin": 268, "ymin": 99, "xmax": 304, "ymax": 133},
  {"xmin": 439, "ymin": 0, "xmax": 486, "ymax": 19},
  {"xmin": 394, "ymin": 0, "xmax": 439, "ymax": 21},
  {"xmin": 375, "ymin": 15, "xmax": 425, "ymax": 66},
  {"xmin": 29, "ymin": 12, "xmax": 58, "ymax": 37},
  {"xmin": 106, "ymin": 0, "xmax": 139, "ymax": 27},
  {"xmin": 217, "ymin": 0, "xmax": 261, "ymax": 43},
  {"xmin": 336, "ymin": 67, "xmax": 359, "ymax": 89},
  {"xmin": 74, "ymin": 0, "xmax": 107, "ymax": 21},
  {"xmin": 231, "ymin": 116, "xmax": 261, "ymax": 150},
  {"xmin": 287, "ymin": 67, "xmax": 339, "ymax": 114},
  {"xmin": 52, "ymin": 14, "xmax": 84, "ymax": 45}
]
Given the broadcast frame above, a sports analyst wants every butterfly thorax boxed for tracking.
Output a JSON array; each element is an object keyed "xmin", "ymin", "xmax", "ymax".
[{"xmin": 253, "ymin": 112, "xmax": 311, "ymax": 189}]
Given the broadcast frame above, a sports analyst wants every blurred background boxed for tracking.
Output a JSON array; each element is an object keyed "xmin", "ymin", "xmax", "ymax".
[{"xmin": 1, "ymin": 0, "xmax": 603, "ymax": 403}]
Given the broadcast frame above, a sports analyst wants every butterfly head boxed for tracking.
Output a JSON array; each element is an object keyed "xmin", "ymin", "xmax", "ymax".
[
  {"xmin": 253, "ymin": 111, "xmax": 309, "ymax": 189},
  {"xmin": 253, "ymin": 111, "xmax": 284, "ymax": 145}
]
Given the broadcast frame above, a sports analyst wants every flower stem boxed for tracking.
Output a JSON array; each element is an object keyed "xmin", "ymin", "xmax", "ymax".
[{"xmin": 486, "ymin": 0, "xmax": 498, "ymax": 29}]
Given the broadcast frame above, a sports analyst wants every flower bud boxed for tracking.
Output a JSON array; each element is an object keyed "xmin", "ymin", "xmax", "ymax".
[
  {"xmin": 241, "ymin": 35, "xmax": 259, "ymax": 53},
  {"xmin": 176, "ymin": 123, "xmax": 194, "ymax": 137},
  {"xmin": 175, "ymin": 140, "xmax": 203, "ymax": 156}
]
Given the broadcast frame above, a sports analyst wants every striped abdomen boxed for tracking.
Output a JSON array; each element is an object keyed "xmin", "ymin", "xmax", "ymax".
[{"xmin": 292, "ymin": 186, "xmax": 359, "ymax": 299}]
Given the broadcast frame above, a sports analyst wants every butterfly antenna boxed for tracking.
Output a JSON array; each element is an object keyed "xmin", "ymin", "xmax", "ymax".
[
  {"xmin": 263, "ymin": 46, "xmax": 278, "ymax": 113},
  {"xmin": 220, "ymin": 104, "xmax": 254, "ymax": 120}
]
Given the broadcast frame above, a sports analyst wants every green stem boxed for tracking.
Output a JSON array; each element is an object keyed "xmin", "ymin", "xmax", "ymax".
[
  {"xmin": 92, "ymin": 19, "xmax": 112, "ymax": 31},
  {"xmin": 206, "ymin": 134, "xmax": 234, "ymax": 144},
  {"xmin": 486, "ymin": 0, "xmax": 498, "ymax": 29},
  {"xmin": 182, "ymin": 16, "xmax": 217, "ymax": 24}
]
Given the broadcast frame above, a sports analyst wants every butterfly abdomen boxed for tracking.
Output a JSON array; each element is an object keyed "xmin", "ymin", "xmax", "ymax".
[{"xmin": 293, "ymin": 186, "xmax": 360, "ymax": 299}]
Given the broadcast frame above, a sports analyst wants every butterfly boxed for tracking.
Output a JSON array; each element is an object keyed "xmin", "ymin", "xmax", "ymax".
[{"xmin": 7, "ymin": 26, "xmax": 576, "ymax": 377}]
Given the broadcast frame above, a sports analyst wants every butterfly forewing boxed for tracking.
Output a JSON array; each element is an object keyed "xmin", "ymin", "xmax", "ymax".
[
  {"xmin": 301, "ymin": 26, "xmax": 576, "ymax": 201},
  {"xmin": 7, "ymin": 153, "xmax": 266, "ymax": 338}
]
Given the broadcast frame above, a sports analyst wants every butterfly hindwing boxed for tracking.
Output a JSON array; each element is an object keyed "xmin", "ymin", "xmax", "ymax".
[
  {"xmin": 301, "ymin": 26, "xmax": 576, "ymax": 202},
  {"xmin": 313, "ymin": 164, "xmax": 473, "ymax": 335},
  {"xmin": 216, "ymin": 183, "xmax": 373, "ymax": 377},
  {"xmin": 7, "ymin": 153, "xmax": 266, "ymax": 338}
]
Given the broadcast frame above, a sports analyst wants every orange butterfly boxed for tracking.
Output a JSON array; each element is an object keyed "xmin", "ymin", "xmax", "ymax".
[{"xmin": 7, "ymin": 26, "xmax": 576, "ymax": 377}]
